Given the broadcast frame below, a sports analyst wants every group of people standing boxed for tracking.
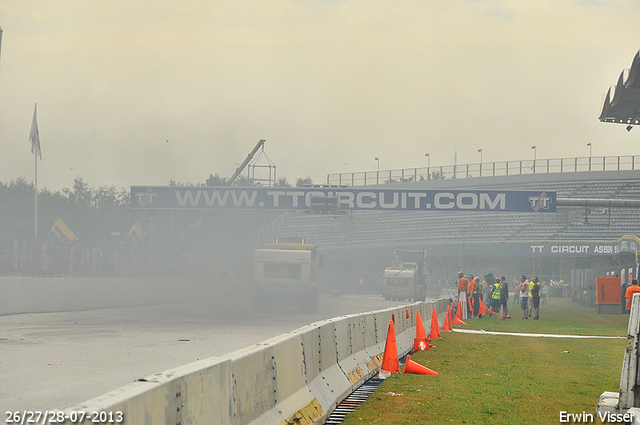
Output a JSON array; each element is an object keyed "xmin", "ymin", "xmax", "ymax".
[
  {"xmin": 455, "ymin": 271, "xmax": 541, "ymax": 320},
  {"xmin": 456, "ymin": 272, "xmax": 509, "ymax": 318},
  {"xmin": 516, "ymin": 275, "xmax": 541, "ymax": 320}
]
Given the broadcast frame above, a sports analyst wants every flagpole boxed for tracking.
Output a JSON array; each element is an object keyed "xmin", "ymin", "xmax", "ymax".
[
  {"xmin": 30, "ymin": 103, "xmax": 41, "ymax": 238},
  {"xmin": 35, "ymin": 151, "xmax": 38, "ymax": 237}
]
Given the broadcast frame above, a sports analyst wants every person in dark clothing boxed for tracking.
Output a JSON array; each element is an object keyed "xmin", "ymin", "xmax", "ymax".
[
  {"xmin": 499, "ymin": 275, "xmax": 509, "ymax": 318},
  {"xmin": 482, "ymin": 280, "xmax": 491, "ymax": 308}
]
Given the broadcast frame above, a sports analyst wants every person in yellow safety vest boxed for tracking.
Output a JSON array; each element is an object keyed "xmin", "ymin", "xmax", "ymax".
[
  {"xmin": 528, "ymin": 279, "xmax": 535, "ymax": 317},
  {"xmin": 530, "ymin": 276, "xmax": 541, "ymax": 320},
  {"xmin": 490, "ymin": 277, "xmax": 501, "ymax": 315}
]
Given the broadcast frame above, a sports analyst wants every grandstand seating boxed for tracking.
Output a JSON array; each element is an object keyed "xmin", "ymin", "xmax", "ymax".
[{"xmin": 243, "ymin": 172, "xmax": 640, "ymax": 252}]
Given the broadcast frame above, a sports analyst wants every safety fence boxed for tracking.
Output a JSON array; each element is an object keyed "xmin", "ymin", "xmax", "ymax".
[
  {"xmin": 327, "ymin": 155, "xmax": 640, "ymax": 186},
  {"xmin": 52, "ymin": 297, "xmax": 448, "ymax": 425}
]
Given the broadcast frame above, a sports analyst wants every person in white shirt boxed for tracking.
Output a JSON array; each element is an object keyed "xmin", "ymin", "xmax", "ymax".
[{"xmin": 518, "ymin": 275, "xmax": 529, "ymax": 319}]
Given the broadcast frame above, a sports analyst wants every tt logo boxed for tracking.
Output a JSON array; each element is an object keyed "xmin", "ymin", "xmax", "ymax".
[
  {"xmin": 135, "ymin": 190, "xmax": 157, "ymax": 207},
  {"xmin": 529, "ymin": 192, "xmax": 552, "ymax": 212}
]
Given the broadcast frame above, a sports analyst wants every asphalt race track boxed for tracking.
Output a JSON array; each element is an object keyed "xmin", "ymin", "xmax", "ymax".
[{"xmin": 0, "ymin": 292, "xmax": 409, "ymax": 414}]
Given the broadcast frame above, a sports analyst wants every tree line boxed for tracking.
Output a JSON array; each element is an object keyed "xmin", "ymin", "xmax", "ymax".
[{"xmin": 0, "ymin": 174, "xmax": 314, "ymax": 243}]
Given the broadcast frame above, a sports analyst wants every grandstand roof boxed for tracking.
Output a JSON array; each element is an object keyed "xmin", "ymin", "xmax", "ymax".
[{"xmin": 599, "ymin": 49, "xmax": 640, "ymax": 129}]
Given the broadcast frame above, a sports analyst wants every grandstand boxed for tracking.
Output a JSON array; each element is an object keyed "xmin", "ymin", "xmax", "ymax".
[
  {"xmin": 253, "ymin": 170, "xmax": 640, "ymax": 248},
  {"xmin": 243, "ymin": 169, "xmax": 640, "ymax": 290}
]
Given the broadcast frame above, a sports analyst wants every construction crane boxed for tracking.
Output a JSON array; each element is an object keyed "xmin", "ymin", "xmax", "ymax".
[
  {"xmin": 176, "ymin": 139, "xmax": 266, "ymax": 247},
  {"xmin": 228, "ymin": 139, "xmax": 265, "ymax": 185}
]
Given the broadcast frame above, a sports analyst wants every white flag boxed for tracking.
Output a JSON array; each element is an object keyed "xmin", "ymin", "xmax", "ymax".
[{"xmin": 29, "ymin": 104, "xmax": 42, "ymax": 160}]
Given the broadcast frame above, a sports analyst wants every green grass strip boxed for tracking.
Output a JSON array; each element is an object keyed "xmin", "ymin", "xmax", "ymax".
[{"xmin": 342, "ymin": 298, "xmax": 629, "ymax": 425}]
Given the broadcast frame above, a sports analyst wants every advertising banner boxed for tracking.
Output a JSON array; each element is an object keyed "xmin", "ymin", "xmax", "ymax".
[{"xmin": 130, "ymin": 186, "xmax": 556, "ymax": 213}]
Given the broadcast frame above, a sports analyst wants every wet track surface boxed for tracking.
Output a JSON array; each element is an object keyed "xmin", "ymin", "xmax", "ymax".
[{"xmin": 0, "ymin": 291, "xmax": 410, "ymax": 413}]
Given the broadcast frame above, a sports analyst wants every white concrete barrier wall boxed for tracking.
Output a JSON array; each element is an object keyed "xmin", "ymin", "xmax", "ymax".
[
  {"xmin": 224, "ymin": 343, "xmax": 278, "ymax": 424},
  {"xmin": 57, "ymin": 298, "xmax": 448, "ymax": 425},
  {"xmin": 597, "ymin": 292, "xmax": 640, "ymax": 418},
  {"xmin": 0, "ymin": 277, "xmax": 205, "ymax": 315},
  {"xmin": 62, "ymin": 357, "xmax": 234, "ymax": 425},
  {"xmin": 362, "ymin": 313, "xmax": 378, "ymax": 349},
  {"xmin": 373, "ymin": 310, "xmax": 389, "ymax": 345},
  {"xmin": 296, "ymin": 323, "xmax": 325, "ymax": 382}
]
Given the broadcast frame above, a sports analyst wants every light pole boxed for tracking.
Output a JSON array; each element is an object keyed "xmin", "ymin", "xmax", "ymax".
[
  {"xmin": 425, "ymin": 153, "xmax": 430, "ymax": 180},
  {"xmin": 375, "ymin": 157, "xmax": 379, "ymax": 184},
  {"xmin": 531, "ymin": 145, "xmax": 536, "ymax": 173},
  {"xmin": 587, "ymin": 142, "xmax": 592, "ymax": 171},
  {"xmin": 478, "ymin": 149, "xmax": 483, "ymax": 176},
  {"xmin": 454, "ymin": 148, "xmax": 457, "ymax": 179}
]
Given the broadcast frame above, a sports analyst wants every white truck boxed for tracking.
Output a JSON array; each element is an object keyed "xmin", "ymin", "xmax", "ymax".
[
  {"xmin": 382, "ymin": 249, "xmax": 428, "ymax": 302},
  {"xmin": 253, "ymin": 241, "xmax": 320, "ymax": 313}
]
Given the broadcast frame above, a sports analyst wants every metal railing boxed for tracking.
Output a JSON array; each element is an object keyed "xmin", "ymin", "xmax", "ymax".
[
  {"xmin": 230, "ymin": 211, "xmax": 292, "ymax": 252},
  {"xmin": 326, "ymin": 155, "xmax": 640, "ymax": 186}
]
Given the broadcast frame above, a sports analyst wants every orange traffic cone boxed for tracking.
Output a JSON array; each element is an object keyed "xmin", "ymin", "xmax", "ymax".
[
  {"xmin": 414, "ymin": 311, "xmax": 430, "ymax": 351},
  {"xmin": 430, "ymin": 308, "xmax": 441, "ymax": 339},
  {"xmin": 379, "ymin": 320, "xmax": 399, "ymax": 379},
  {"xmin": 452, "ymin": 316, "xmax": 467, "ymax": 325},
  {"xmin": 456, "ymin": 300, "xmax": 463, "ymax": 320},
  {"xmin": 403, "ymin": 355, "xmax": 439, "ymax": 376},
  {"xmin": 414, "ymin": 337, "xmax": 430, "ymax": 351},
  {"xmin": 416, "ymin": 311, "xmax": 427, "ymax": 338},
  {"xmin": 432, "ymin": 307, "xmax": 440, "ymax": 326},
  {"xmin": 429, "ymin": 316, "xmax": 440, "ymax": 339},
  {"xmin": 478, "ymin": 298, "xmax": 490, "ymax": 316},
  {"xmin": 453, "ymin": 302, "xmax": 467, "ymax": 325},
  {"xmin": 442, "ymin": 311, "xmax": 452, "ymax": 332}
]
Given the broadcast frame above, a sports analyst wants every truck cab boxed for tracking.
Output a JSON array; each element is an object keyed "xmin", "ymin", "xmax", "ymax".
[
  {"xmin": 381, "ymin": 250, "xmax": 427, "ymax": 302},
  {"xmin": 253, "ymin": 240, "xmax": 320, "ymax": 313}
]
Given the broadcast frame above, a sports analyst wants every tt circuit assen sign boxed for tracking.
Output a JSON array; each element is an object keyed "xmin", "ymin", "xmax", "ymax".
[
  {"xmin": 528, "ymin": 243, "xmax": 615, "ymax": 256},
  {"xmin": 131, "ymin": 186, "xmax": 556, "ymax": 213}
]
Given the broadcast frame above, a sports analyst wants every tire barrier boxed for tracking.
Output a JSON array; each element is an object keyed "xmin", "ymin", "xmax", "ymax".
[{"xmin": 55, "ymin": 298, "xmax": 450, "ymax": 424}]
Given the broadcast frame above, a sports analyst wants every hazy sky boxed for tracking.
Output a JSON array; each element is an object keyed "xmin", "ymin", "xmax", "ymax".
[{"xmin": 0, "ymin": 0, "xmax": 639, "ymax": 191}]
